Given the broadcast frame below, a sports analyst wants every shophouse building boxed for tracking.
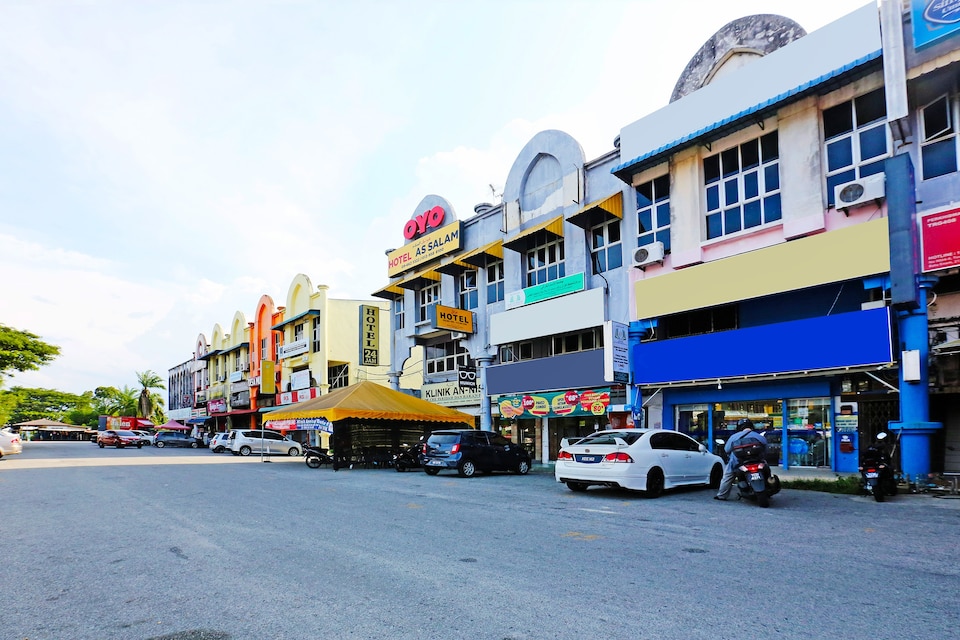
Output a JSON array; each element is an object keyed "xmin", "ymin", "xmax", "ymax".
[
  {"xmin": 201, "ymin": 311, "xmax": 254, "ymax": 432},
  {"xmin": 173, "ymin": 274, "xmax": 391, "ymax": 448},
  {"xmin": 375, "ymin": 130, "xmax": 636, "ymax": 464},
  {"xmin": 166, "ymin": 358, "xmax": 195, "ymax": 423},
  {"xmin": 612, "ymin": 2, "xmax": 959, "ymax": 478}
]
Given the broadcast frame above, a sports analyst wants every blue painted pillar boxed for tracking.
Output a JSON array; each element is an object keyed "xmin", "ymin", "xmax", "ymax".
[
  {"xmin": 884, "ymin": 153, "xmax": 942, "ymax": 483},
  {"xmin": 889, "ymin": 276, "xmax": 942, "ymax": 482}
]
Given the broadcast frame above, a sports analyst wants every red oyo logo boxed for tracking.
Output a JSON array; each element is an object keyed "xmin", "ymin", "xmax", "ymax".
[{"xmin": 403, "ymin": 205, "xmax": 446, "ymax": 239}]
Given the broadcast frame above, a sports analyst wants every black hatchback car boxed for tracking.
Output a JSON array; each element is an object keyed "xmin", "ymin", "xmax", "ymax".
[
  {"xmin": 154, "ymin": 431, "xmax": 201, "ymax": 448},
  {"xmin": 422, "ymin": 430, "xmax": 531, "ymax": 478}
]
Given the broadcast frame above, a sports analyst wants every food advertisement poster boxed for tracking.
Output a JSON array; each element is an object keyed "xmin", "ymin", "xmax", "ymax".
[{"xmin": 497, "ymin": 388, "xmax": 611, "ymax": 419}]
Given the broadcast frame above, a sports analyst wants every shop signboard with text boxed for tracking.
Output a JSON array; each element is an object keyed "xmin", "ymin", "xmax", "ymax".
[
  {"xmin": 921, "ymin": 205, "xmax": 960, "ymax": 272},
  {"xmin": 266, "ymin": 417, "xmax": 333, "ymax": 432},
  {"xmin": 913, "ymin": 0, "xmax": 960, "ymax": 50},
  {"xmin": 386, "ymin": 198, "xmax": 462, "ymax": 277},
  {"xmin": 497, "ymin": 388, "xmax": 611, "ymax": 419},
  {"xmin": 505, "ymin": 272, "xmax": 585, "ymax": 310},
  {"xmin": 278, "ymin": 387, "xmax": 320, "ymax": 406},
  {"xmin": 423, "ymin": 380, "xmax": 481, "ymax": 407}
]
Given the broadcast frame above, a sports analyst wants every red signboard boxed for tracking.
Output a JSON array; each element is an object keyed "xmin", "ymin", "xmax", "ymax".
[{"xmin": 921, "ymin": 206, "xmax": 960, "ymax": 272}]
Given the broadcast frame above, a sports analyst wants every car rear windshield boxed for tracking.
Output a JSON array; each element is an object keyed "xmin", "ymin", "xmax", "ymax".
[
  {"xmin": 576, "ymin": 432, "xmax": 644, "ymax": 446},
  {"xmin": 427, "ymin": 434, "xmax": 460, "ymax": 445}
]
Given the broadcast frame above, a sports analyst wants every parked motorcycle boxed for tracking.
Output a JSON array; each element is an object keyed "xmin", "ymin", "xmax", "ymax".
[
  {"xmin": 304, "ymin": 445, "xmax": 334, "ymax": 469},
  {"xmin": 718, "ymin": 437, "xmax": 781, "ymax": 508},
  {"xmin": 393, "ymin": 442, "xmax": 425, "ymax": 472},
  {"xmin": 860, "ymin": 431, "xmax": 898, "ymax": 502}
]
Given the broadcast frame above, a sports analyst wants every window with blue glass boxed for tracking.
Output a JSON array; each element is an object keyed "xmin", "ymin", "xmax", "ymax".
[
  {"xmin": 393, "ymin": 296, "xmax": 405, "ymax": 331},
  {"xmin": 920, "ymin": 93, "xmax": 958, "ymax": 180},
  {"xmin": 704, "ymin": 131, "xmax": 781, "ymax": 240},
  {"xmin": 823, "ymin": 88, "xmax": 888, "ymax": 205},
  {"xmin": 636, "ymin": 175, "xmax": 670, "ymax": 250},
  {"xmin": 417, "ymin": 282, "xmax": 440, "ymax": 323},
  {"xmin": 590, "ymin": 219, "xmax": 622, "ymax": 273},
  {"xmin": 525, "ymin": 234, "xmax": 565, "ymax": 287},
  {"xmin": 459, "ymin": 269, "xmax": 479, "ymax": 310},
  {"xmin": 486, "ymin": 258, "xmax": 504, "ymax": 304}
]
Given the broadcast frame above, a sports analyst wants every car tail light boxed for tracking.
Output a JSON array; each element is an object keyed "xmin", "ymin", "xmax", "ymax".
[
  {"xmin": 450, "ymin": 443, "xmax": 460, "ymax": 454},
  {"xmin": 557, "ymin": 450, "xmax": 573, "ymax": 460},
  {"xmin": 603, "ymin": 452, "xmax": 633, "ymax": 463}
]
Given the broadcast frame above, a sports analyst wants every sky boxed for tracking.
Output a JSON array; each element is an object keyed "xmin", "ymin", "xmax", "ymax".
[{"xmin": 1, "ymin": 0, "xmax": 874, "ymax": 396}]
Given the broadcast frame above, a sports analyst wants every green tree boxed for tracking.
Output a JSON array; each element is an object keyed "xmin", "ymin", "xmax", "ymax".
[
  {"xmin": 91, "ymin": 385, "xmax": 138, "ymax": 417},
  {"xmin": 1, "ymin": 387, "xmax": 87, "ymax": 425},
  {"xmin": 0, "ymin": 325, "xmax": 60, "ymax": 379},
  {"xmin": 135, "ymin": 370, "xmax": 165, "ymax": 420}
]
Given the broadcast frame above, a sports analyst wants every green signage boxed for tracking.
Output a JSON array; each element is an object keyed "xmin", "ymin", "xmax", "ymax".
[{"xmin": 505, "ymin": 272, "xmax": 585, "ymax": 309}]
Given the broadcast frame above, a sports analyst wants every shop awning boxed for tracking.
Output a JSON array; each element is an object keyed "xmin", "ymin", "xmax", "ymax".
[
  {"xmin": 271, "ymin": 309, "xmax": 321, "ymax": 330},
  {"xmin": 503, "ymin": 216, "xmax": 564, "ymax": 252},
  {"xmin": 933, "ymin": 339, "xmax": 960, "ymax": 355},
  {"xmin": 567, "ymin": 193, "xmax": 623, "ymax": 229},
  {"xmin": 461, "ymin": 240, "xmax": 504, "ymax": 267},
  {"xmin": 372, "ymin": 282, "xmax": 405, "ymax": 300},
  {"xmin": 436, "ymin": 254, "xmax": 473, "ymax": 275},
  {"xmin": 397, "ymin": 267, "xmax": 441, "ymax": 290},
  {"xmin": 264, "ymin": 380, "xmax": 473, "ymax": 424}
]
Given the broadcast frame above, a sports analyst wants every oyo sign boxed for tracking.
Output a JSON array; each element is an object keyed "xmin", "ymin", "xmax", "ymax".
[{"xmin": 403, "ymin": 206, "xmax": 446, "ymax": 239}]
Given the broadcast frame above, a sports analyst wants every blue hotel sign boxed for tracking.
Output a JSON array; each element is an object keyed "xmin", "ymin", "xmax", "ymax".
[{"xmin": 914, "ymin": 0, "xmax": 960, "ymax": 50}]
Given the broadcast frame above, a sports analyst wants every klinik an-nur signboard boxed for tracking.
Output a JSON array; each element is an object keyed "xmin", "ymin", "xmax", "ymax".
[{"xmin": 387, "ymin": 196, "xmax": 462, "ymax": 277}]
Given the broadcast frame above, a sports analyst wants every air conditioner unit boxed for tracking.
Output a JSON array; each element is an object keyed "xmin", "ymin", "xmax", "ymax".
[
  {"xmin": 632, "ymin": 241, "xmax": 665, "ymax": 270},
  {"xmin": 217, "ymin": 374, "xmax": 225, "ymax": 382},
  {"xmin": 834, "ymin": 173, "xmax": 885, "ymax": 211},
  {"xmin": 240, "ymin": 362, "xmax": 249, "ymax": 372},
  {"xmin": 451, "ymin": 332, "xmax": 467, "ymax": 340}
]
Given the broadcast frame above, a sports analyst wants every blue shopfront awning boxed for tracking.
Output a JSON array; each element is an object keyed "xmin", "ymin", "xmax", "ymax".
[{"xmin": 632, "ymin": 307, "xmax": 894, "ymax": 386}]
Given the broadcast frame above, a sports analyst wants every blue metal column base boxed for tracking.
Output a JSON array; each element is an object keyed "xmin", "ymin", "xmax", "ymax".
[{"xmin": 888, "ymin": 421, "xmax": 941, "ymax": 481}]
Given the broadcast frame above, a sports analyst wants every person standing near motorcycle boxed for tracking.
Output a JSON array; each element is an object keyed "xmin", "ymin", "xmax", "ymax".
[{"xmin": 714, "ymin": 418, "xmax": 767, "ymax": 501}]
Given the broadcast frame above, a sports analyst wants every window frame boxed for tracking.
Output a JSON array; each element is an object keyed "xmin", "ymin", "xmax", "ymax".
[
  {"xmin": 417, "ymin": 282, "xmax": 441, "ymax": 324},
  {"xmin": 703, "ymin": 129, "xmax": 782, "ymax": 241},
  {"xmin": 589, "ymin": 219, "xmax": 623, "ymax": 274},
  {"xmin": 636, "ymin": 174, "xmax": 671, "ymax": 251},
  {"xmin": 524, "ymin": 233, "xmax": 565, "ymax": 287},
  {"xmin": 822, "ymin": 87, "xmax": 890, "ymax": 205}
]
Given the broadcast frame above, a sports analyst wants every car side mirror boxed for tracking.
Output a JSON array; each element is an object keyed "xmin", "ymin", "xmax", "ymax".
[{"xmin": 699, "ymin": 444, "xmax": 708, "ymax": 452}]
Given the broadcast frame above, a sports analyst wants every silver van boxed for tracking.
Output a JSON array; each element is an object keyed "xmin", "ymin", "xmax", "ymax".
[{"xmin": 228, "ymin": 429, "xmax": 302, "ymax": 457}]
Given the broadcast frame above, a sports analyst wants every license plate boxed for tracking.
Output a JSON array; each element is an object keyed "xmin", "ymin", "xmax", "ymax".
[
  {"xmin": 866, "ymin": 472, "xmax": 879, "ymax": 478},
  {"xmin": 427, "ymin": 459, "xmax": 443, "ymax": 466},
  {"xmin": 749, "ymin": 472, "xmax": 762, "ymax": 481},
  {"xmin": 576, "ymin": 455, "xmax": 601, "ymax": 464}
]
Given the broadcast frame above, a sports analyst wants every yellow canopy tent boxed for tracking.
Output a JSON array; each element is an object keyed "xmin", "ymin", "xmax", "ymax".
[{"xmin": 265, "ymin": 380, "xmax": 473, "ymax": 425}]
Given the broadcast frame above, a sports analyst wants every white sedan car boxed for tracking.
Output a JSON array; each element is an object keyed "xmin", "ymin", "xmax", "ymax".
[
  {"xmin": 555, "ymin": 429, "xmax": 724, "ymax": 497},
  {"xmin": 0, "ymin": 427, "xmax": 23, "ymax": 459}
]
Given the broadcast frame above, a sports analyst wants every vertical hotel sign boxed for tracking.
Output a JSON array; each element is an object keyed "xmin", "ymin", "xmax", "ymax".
[{"xmin": 360, "ymin": 305, "xmax": 379, "ymax": 366}]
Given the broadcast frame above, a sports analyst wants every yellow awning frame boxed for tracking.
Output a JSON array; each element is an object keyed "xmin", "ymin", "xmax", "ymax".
[
  {"xmin": 503, "ymin": 216, "xmax": 564, "ymax": 252},
  {"xmin": 461, "ymin": 240, "xmax": 504, "ymax": 267},
  {"xmin": 397, "ymin": 267, "xmax": 441, "ymax": 290},
  {"xmin": 372, "ymin": 282, "xmax": 405, "ymax": 300},
  {"xmin": 567, "ymin": 192, "xmax": 624, "ymax": 229}
]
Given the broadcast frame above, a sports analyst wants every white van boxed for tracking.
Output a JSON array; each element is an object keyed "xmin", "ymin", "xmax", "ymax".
[{"xmin": 228, "ymin": 429, "xmax": 302, "ymax": 457}]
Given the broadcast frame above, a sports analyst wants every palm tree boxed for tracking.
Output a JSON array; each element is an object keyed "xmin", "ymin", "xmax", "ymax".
[{"xmin": 135, "ymin": 370, "xmax": 166, "ymax": 419}]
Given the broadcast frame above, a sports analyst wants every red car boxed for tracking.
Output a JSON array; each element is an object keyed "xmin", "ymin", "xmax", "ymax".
[{"xmin": 97, "ymin": 430, "xmax": 143, "ymax": 449}]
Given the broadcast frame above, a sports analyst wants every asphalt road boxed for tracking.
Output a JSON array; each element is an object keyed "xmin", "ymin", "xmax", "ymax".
[{"xmin": 2, "ymin": 442, "xmax": 958, "ymax": 640}]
